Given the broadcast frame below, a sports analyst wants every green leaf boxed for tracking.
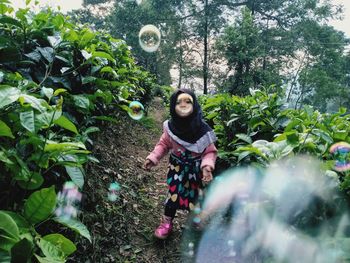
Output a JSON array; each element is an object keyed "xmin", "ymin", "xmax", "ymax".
[
  {"xmin": 17, "ymin": 172, "xmax": 44, "ymax": 190},
  {"xmin": 237, "ymin": 151, "xmax": 251, "ymax": 162},
  {"xmin": 43, "ymin": 234, "xmax": 76, "ymax": 257},
  {"xmin": 53, "ymin": 89, "xmax": 67, "ymax": 96},
  {"xmin": 333, "ymin": 131, "xmax": 347, "ymax": 141},
  {"xmin": 11, "ymin": 238, "xmax": 34, "ymax": 263},
  {"xmin": 53, "ymin": 217, "xmax": 91, "ymax": 242},
  {"xmin": 0, "ymin": 211, "xmax": 31, "ymax": 234},
  {"xmin": 72, "ymin": 95, "xmax": 90, "ymax": 110},
  {"xmin": 226, "ymin": 117, "xmax": 240, "ymax": 126},
  {"xmin": 84, "ymin": 126, "xmax": 100, "ymax": 134},
  {"xmin": 19, "ymin": 94, "xmax": 50, "ymax": 113},
  {"xmin": 35, "ymin": 109, "xmax": 62, "ymax": 128},
  {"xmin": 0, "ymin": 85, "xmax": 20, "ymax": 109},
  {"xmin": 79, "ymin": 30, "xmax": 95, "ymax": 47},
  {"xmin": 0, "ymin": 15, "xmax": 22, "ymax": 28},
  {"xmin": 34, "ymin": 254, "xmax": 65, "ymax": 263},
  {"xmin": 0, "ymin": 234, "xmax": 17, "ymax": 251},
  {"xmin": 235, "ymin": 133, "xmax": 252, "ymax": 144},
  {"xmin": 47, "ymin": 36, "xmax": 61, "ymax": 48},
  {"xmin": 92, "ymin": 51, "xmax": 116, "ymax": 63},
  {"xmin": 285, "ymin": 131, "xmax": 299, "ymax": 145},
  {"xmin": 285, "ymin": 119, "xmax": 302, "ymax": 132},
  {"xmin": 44, "ymin": 141, "xmax": 86, "ymax": 152},
  {"xmin": 37, "ymin": 238, "xmax": 65, "ymax": 261},
  {"xmin": 23, "ymin": 186, "xmax": 56, "ymax": 224},
  {"xmin": 54, "ymin": 115, "xmax": 78, "ymax": 134},
  {"xmin": 20, "ymin": 110, "xmax": 35, "ymax": 133},
  {"xmin": 37, "ymin": 47, "xmax": 54, "ymax": 63},
  {"xmin": 100, "ymin": 66, "xmax": 118, "ymax": 77},
  {"xmin": 64, "ymin": 29, "xmax": 79, "ymax": 42},
  {"xmin": 65, "ymin": 166, "xmax": 84, "ymax": 189},
  {"xmin": 41, "ymin": 87, "xmax": 54, "ymax": 100},
  {"xmin": 0, "ymin": 211, "xmax": 20, "ymax": 241},
  {"xmin": 0, "ymin": 151, "xmax": 13, "ymax": 164},
  {"xmin": 82, "ymin": 76, "xmax": 96, "ymax": 85},
  {"xmin": 0, "ymin": 119, "xmax": 14, "ymax": 138},
  {"xmin": 25, "ymin": 50, "xmax": 41, "ymax": 62}
]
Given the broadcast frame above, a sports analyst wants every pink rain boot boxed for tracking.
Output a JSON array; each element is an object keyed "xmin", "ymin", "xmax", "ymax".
[{"xmin": 154, "ymin": 215, "xmax": 173, "ymax": 239}]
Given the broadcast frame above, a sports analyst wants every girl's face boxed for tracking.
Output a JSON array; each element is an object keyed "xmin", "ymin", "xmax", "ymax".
[{"xmin": 175, "ymin": 93, "xmax": 194, "ymax": 117}]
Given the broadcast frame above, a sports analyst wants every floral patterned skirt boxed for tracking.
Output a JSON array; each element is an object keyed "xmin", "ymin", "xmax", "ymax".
[{"xmin": 164, "ymin": 152, "xmax": 203, "ymax": 211}]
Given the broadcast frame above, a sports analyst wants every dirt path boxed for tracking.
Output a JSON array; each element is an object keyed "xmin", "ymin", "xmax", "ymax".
[{"xmin": 69, "ymin": 98, "xmax": 187, "ymax": 262}]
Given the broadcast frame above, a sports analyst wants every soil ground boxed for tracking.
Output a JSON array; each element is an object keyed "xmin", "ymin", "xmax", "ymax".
[{"xmin": 69, "ymin": 97, "xmax": 189, "ymax": 262}]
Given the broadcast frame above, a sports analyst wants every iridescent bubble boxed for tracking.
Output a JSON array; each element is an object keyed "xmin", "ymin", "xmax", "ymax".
[
  {"xmin": 227, "ymin": 240, "xmax": 236, "ymax": 257},
  {"xmin": 128, "ymin": 101, "xmax": 144, "ymax": 120},
  {"xmin": 108, "ymin": 182, "xmax": 121, "ymax": 202},
  {"xmin": 193, "ymin": 216, "xmax": 201, "ymax": 224},
  {"xmin": 138, "ymin": 25, "xmax": 161, "ymax": 53},
  {"xmin": 181, "ymin": 156, "xmax": 350, "ymax": 263},
  {"xmin": 330, "ymin": 142, "xmax": 350, "ymax": 172},
  {"xmin": 187, "ymin": 242, "xmax": 195, "ymax": 257},
  {"xmin": 194, "ymin": 206, "xmax": 201, "ymax": 215},
  {"xmin": 55, "ymin": 181, "xmax": 82, "ymax": 220}
]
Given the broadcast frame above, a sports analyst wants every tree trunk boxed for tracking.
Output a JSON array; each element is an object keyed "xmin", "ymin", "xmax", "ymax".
[
  {"xmin": 177, "ymin": 31, "xmax": 183, "ymax": 89},
  {"xmin": 203, "ymin": 0, "xmax": 209, "ymax": 94}
]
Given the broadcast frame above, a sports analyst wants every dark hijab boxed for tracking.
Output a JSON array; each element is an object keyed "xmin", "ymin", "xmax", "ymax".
[{"xmin": 168, "ymin": 89, "xmax": 212, "ymax": 143}]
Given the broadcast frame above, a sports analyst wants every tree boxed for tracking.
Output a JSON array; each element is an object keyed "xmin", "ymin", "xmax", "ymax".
[
  {"xmin": 213, "ymin": 0, "xmax": 344, "ymax": 99},
  {"xmin": 296, "ymin": 22, "xmax": 349, "ymax": 111}
]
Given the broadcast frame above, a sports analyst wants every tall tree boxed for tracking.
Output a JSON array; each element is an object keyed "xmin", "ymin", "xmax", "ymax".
[
  {"xmin": 212, "ymin": 0, "xmax": 343, "ymax": 97},
  {"xmin": 296, "ymin": 22, "xmax": 349, "ymax": 111}
]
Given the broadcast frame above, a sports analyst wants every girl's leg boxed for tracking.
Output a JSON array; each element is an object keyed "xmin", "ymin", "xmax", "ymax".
[
  {"xmin": 164, "ymin": 205, "xmax": 177, "ymax": 219},
  {"xmin": 154, "ymin": 205, "xmax": 176, "ymax": 239}
]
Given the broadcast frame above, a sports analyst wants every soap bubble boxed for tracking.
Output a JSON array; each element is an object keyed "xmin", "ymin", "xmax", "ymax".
[
  {"xmin": 128, "ymin": 101, "xmax": 144, "ymax": 120},
  {"xmin": 108, "ymin": 182, "xmax": 121, "ymax": 202},
  {"xmin": 181, "ymin": 156, "xmax": 350, "ymax": 263},
  {"xmin": 138, "ymin": 25, "xmax": 161, "ymax": 53},
  {"xmin": 330, "ymin": 142, "xmax": 350, "ymax": 172},
  {"xmin": 55, "ymin": 181, "xmax": 82, "ymax": 220}
]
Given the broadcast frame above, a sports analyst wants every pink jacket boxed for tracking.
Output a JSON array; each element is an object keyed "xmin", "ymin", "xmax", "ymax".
[{"xmin": 146, "ymin": 128, "xmax": 217, "ymax": 170}]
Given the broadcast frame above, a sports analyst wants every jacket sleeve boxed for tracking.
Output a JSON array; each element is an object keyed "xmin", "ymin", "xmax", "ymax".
[
  {"xmin": 200, "ymin": 143, "xmax": 218, "ymax": 170},
  {"xmin": 146, "ymin": 130, "xmax": 172, "ymax": 165}
]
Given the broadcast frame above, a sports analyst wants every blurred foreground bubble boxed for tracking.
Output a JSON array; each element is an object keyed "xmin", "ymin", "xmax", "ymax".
[
  {"xmin": 108, "ymin": 182, "xmax": 121, "ymax": 202},
  {"xmin": 181, "ymin": 156, "xmax": 350, "ymax": 263},
  {"xmin": 55, "ymin": 181, "xmax": 82, "ymax": 220},
  {"xmin": 138, "ymin": 24, "xmax": 161, "ymax": 52},
  {"xmin": 330, "ymin": 142, "xmax": 350, "ymax": 172},
  {"xmin": 128, "ymin": 101, "xmax": 144, "ymax": 120}
]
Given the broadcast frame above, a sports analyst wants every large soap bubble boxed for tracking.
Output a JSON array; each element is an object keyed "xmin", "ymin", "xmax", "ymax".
[
  {"xmin": 128, "ymin": 101, "xmax": 144, "ymax": 120},
  {"xmin": 138, "ymin": 25, "xmax": 161, "ymax": 53},
  {"xmin": 330, "ymin": 142, "xmax": 350, "ymax": 172},
  {"xmin": 181, "ymin": 156, "xmax": 350, "ymax": 263}
]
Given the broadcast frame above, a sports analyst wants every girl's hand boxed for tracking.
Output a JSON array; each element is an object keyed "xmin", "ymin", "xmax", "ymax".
[
  {"xmin": 202, "ymin": 166, "xmax": 213, "ymax": 184},
  {"xmin": 143, "ymin": 159, "xmax": 155, "ymax": 171}
]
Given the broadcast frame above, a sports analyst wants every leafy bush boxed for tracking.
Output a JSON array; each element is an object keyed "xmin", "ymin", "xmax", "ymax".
[
  {"xmin": 202, "ymin": 88, "xmax": 350, "ymax": 193},
  {"xmin": 0, "ymin": 1, "xmax": 156, "ymax": 261}
]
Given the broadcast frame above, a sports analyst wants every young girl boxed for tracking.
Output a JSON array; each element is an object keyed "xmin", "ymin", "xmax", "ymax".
[{"xmin": 143, "ymin": 89, "xmax": 217, "ymax": 239}]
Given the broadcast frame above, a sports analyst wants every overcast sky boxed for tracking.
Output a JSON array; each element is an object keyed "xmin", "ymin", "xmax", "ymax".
[{"xmin": 10, "ymin": 0, "xmax": 350, "ymax": 38}]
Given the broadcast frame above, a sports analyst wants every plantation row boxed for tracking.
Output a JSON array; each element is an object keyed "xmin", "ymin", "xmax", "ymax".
[
  {"xmin": 1, "ymin": 2, "xmax": 350, "ymax": 262},
  {"xmin": 202, "ymin": 89, "xmax": 350, "ymax": 191},
  {"xmin": 0, "ymin": 3, "xmax": 154, "ymax": 262}
]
